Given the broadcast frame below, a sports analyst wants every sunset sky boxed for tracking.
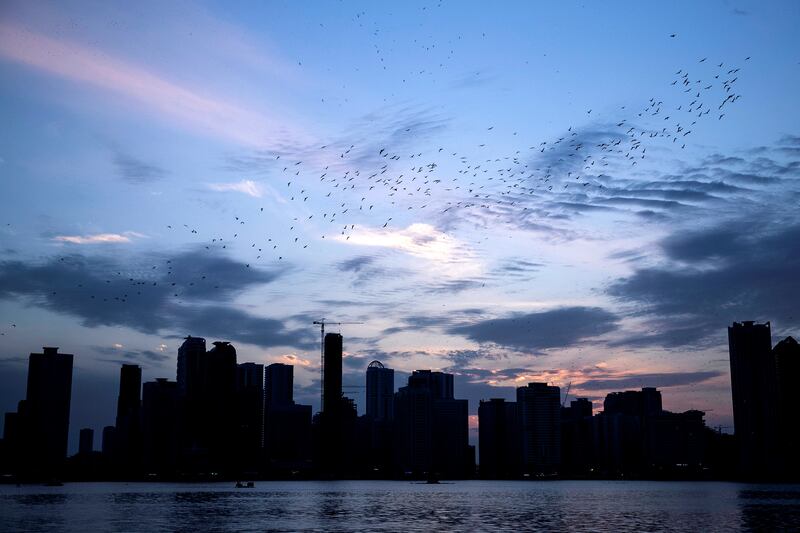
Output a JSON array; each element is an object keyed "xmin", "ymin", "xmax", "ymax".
[{"xmin": 1, "ymin": 0, "xmax": 799, "ymax": 452}]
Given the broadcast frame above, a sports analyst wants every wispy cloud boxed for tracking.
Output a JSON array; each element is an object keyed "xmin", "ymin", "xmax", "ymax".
[
  {"xmin": 52, "ymin": 232, "xmax": 145, "ymax": 245},
  {"xmin": 113, "ymin": 152, "xmax": 167, "ymax": 184},
  {"xmin": 0, "ymin": 21, "xmax": 308, "ymax": 148},
  {"xmin": 208, "ymin": 180, "xmax": 263, "ymax": 198},
  {"xmin": 336, "ymin": 223, "xmax": 480, "ymax": 276}
]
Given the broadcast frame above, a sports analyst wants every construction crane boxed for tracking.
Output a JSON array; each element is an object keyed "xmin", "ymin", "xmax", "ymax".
[
  {"xmin": 312, "ymin": 319, "xmax": 364, "ymax": 408},
  {"xmin": 562, "ymin": 381, "xmax": 572, "ymax": 407}
]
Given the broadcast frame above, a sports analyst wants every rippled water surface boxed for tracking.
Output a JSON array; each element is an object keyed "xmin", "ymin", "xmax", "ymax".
[{"xmin": 1, "ymin": 480, "xmax": 799, "ymax": 532}]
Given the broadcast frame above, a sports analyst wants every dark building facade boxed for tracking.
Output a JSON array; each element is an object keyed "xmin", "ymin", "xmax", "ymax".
[
  {"xmin": 265, "ymin": 363, "xmax": 293, "ymax": 408},
  {"xmin": 517, "ymin": 382, "xmax": 561, "ymax": 476},
  {"xmin": 322, "ymin": 333, "xmax": 343, "ymax": 413},
  {"xmin": 141, "ymin": 378, "xmax": 179, "ymax": 476},
  {"xmin": 263, "ymin": 363, "xmax": 312, "ymax": 474},
  {"xmin": 175, "ymin": 337, "xmax": 238, "ymax": 474},
  {"xmin": 728, "ymin": 320, "xmax": 780, "ymax": 478},
  {"xmin": 79, "ymin": 428, "xmax": 94, "ymax": 456},
  {"xmin": 114, "ymin": 364, "xmax": 142, "ymax": 474},
  {"xmin": 22, "ymin": 347, "xmax": 74, "ymax": 478},
  {"xmin": 560, "ymin": 398, "xmax": 593, "ymax": 476},
  {"xmin": 366, "ymin": 360, "xmax": 394, "ymax": 422},
  {"xmin": 393, "ymin": 370, "xmax": 469, "ymax": 478},
  {"xmin": 773, "ymin": 336, "xmax": 800, "ymax": 477},
  {"xmin": 478, "ymin": 398, "xmax": 519, "ymax": 479}
]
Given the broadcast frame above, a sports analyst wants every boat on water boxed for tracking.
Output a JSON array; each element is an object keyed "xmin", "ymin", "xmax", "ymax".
[{"xmin": 235, "ymin": 481, "xmax": 255, "ymax": 488}]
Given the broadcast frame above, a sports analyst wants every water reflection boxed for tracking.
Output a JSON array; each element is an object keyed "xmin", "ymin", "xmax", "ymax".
[{"xmin": 1, "ymin": 481, "xmax": 799, "ymax": 532}]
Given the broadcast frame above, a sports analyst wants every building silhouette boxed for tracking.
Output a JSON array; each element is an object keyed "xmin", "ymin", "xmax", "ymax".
[
  {"xmin": 478, "ymin": 398, "xmax": 520, "ymax": 479},
  {"xmin": 560, "ymin": 398, "xmax": 593, "ymax": 477},
  {"xmin": 79, "ymin": 428, "xmax": 94, "ymax": 456},
  {"xmin": 728, "ymin": 320, "xmax": 780, "ymax": 478},
  {"xmin": 263, "ymin": 363, "xmax": 312, "ymax": 475},
  {"xmin": 7, "ymin": 320, "xmax": 800, "ymax": 482},
  {"xmin": 113, "ymin": 363, "xmax": 142, "ymax": 475},
  {"xmin": 366, "ymin": 360, "xmax": 394, "ymax": 422},
  {"xmin": 322, "ymin": 333, "xmax": 343, "ymax": 414},
  {"xmin": 236, "ymin": 362, "xmax": 264, "ymax": 473},
  {"xmin": 773, "ymin": 335, "xmax": 800, "ymax": 477},
  {"xmin": 265, "ymin": 362, "xmax": 293, "ymax": 407},
  {"xmin": 362, "ymin": 360, "xmax": 395, "ymax": 475},
  {"xmin": 17, "ymin": 347, "xmax": 74, "ymax": 479},
  {"xmin": 517, "ymin": 382, "xmax": 561, "ymax": 476},
  {"xmin": 315, "ymin": 333, "xmax": 357, "ymax": 477},
  {"xmin": 393, "ymin": 370, "xmax": 470, "ymax": 478},
  {"xmin": 141, "ymin": 378, "xmax": 179, "ymax": 477}
]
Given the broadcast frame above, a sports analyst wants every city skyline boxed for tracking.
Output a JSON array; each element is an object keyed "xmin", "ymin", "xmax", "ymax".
[
  {"xmin": 2, "ymin": 1, "xmax": 800, "ymax": 456},
  {"xmin": 3, "ymin": 321, "xmax": 797, "ymax": 481}
]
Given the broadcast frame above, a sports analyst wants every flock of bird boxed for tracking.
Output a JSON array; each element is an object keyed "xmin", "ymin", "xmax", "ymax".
[{"xmin": 0, "ymin": 27, "xmax": 750, "ymax": 339}]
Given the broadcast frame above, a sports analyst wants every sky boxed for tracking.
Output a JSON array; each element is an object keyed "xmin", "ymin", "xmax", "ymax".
[{"xmin": 1, "ymin": 0, "xmax": 799, "ymax": 453}]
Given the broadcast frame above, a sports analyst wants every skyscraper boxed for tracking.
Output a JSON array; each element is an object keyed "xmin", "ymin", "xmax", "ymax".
[
  {"xmin": 114, "ymin": 364, "xmax": 142, "ymax": 473},
  {"xmin": 265, "ymin": 363, "xmax": 293, "ymax": 408},
  {"xmin": 176, "ymin": 335, "xmax": 206, "ymax": 396},
  {"xmin": 728, "ymin": 320, "xmax": 779, "ymax": 478},
  {"xmin": 263, "ymin": 363, "xmax": 313, "ymax": 474},
  {"xmin": 236, "ymin": 362, "xmax": 264, "ymax": 471},
  {"xmin": 393, "ymin": 370, "xmax": 469, "ymax": 478},
  {"xmin": 141, "ymin": 378, "xmax": 179, "ymax": 476},
  {"xmin": 560, "ymin": 398, "xmax": 593, "ymax": 476},
  {"xmin": 366, "ymin": 360, "xmax": 394, "ymax": 422},
  {"xmin": 23, "ymin": 347, "xmax": 73, "ymax": 478},
  {"xmin": 176, "ymin": 337, "xmax": 238, "ymax": 474},
  {"xmin": 773, "ymin": 336, "xmax": 800, "ymax": 477},
  {"xmin": 322, "ymin": 333, "xmax": 343, "ymax": 413},
  {"xmin": 517, "ymin": 382, "xmax": 561, "ymax": 476},
  {"xmin": 78, "ymin": 428, "xmax": 94, "ymax": 456},
  {"xmin": 479, "ymin": 398, "xmax": 520, "ymax": 479}
]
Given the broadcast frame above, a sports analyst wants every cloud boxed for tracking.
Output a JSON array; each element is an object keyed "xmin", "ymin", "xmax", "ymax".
[
  {"xmin": 448, "ymin": 307, "xmax": 620, "ymax": 352},
  {"xmin": 609, "ymin": 221, "xmax": 800, "ymax": 348},
  {"xmin": 337, "ymin": 223, "xmax": 480, "ymax": 276},
  {"xmin": 0, "ymin": 248, "xmax": 313, "ymax": 349},
  {"xmin": 337, "ymin": 255, "xmax": 375, "ymax": 273},
  {"xmin": 0, "ymin": 20, "xmax": 308, "ymax": 148},
  {"xmin": 577, "ymin": 371, "xmax": 723, "ymax": 391},
  {"xmin": 208, "ymin": 180, "xmax": 263, "ymax": 197},
  {"xmin": 52, "ymin": 232, "xmax": 144, "ymax": 244},
  {"xmin": 113, "ymin": 152, "xmax": 167, "ymax": 184}
]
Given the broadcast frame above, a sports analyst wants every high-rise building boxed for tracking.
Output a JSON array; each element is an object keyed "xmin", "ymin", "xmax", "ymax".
[
  {"xmin": 478, "ymin": 398, "xmax": 520, "ymax": 479},
  {"xmin": 79, "ymin": 428, "xmax": 94, "ymax": 456},
  {"xmin": 114, "ymin": 364, "xmax": 142, "ymax": 472},
  {"xmin": 263, "ymin": 363, "xmax": 313, "ymax": 474},
  {"xmin": 23, "ymin": 347, "xmax": 73, "ymax": 477},
  {"xmin": 322, "ymin": 333, "xmax": 343, "ymax": 413},
  {"xmin": 265, "ymin": 363, "xmax": 293, "ymax": 408},
  {"xmin": 141, "ymin": 378, "xmax": 179, "ymax": 476},
  {"xmin": 237, "ymin": 362, "xmax": 264, "ymax": 471},
  {"xmin": 560, "ymin": 398, "xmax": 593, "ymax": 476},
  {"xmin": 774, "ymin": 336, "xmax": 800, "ymax": 477},
  {"xmin": 176, "ymin": 336, "xmax": 206, "ymax": 396},
  {"xmin": 175, "ymin": 337, "xmax": 238, "ymax": 474},
  {"xmin": 366, "ymin": 360, "xmax": 394, "ymax": 422},
  {"xmin": 393, "ymin": 370, "xmax": 469, "ymax": 478},
  {"xmin": 517, "ymin": 382, "xmax": 561, "ymax": 476},
  {"xmin": 728, "ymin": 320, "xmax": 779, "ymax": 477}
]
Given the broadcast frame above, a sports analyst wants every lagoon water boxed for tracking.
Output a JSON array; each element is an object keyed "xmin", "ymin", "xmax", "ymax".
[{"xmin": 1, "ymin": 480, "xmax": 799, "ymax": 532}]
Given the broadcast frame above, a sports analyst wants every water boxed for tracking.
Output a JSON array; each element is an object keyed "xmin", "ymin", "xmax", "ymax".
[{"xmin": 1, "ymin": 480, "xmax": 799, "ymax": 532}]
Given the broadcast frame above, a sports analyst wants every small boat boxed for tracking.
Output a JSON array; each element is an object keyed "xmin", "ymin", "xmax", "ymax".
[{"xmin": 235, "ymin": 481, "xmax": 255, "ymax": 488}]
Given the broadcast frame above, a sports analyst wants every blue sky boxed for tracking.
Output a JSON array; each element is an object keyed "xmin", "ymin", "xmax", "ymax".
[{"xmin": 1, "ymin": 0, "xmax": 799, "ymax": 451}]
